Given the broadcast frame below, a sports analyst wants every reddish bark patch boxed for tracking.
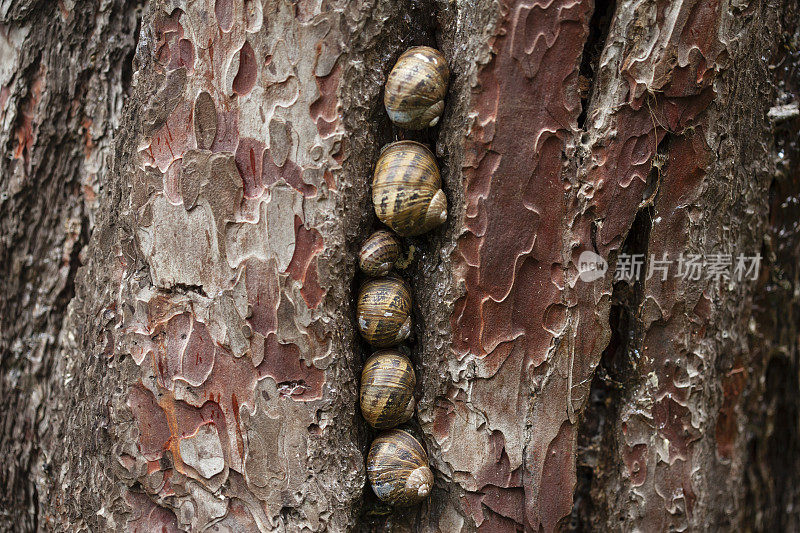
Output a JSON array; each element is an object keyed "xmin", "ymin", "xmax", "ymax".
[
  {"xmin": 178, "ymin": 39, "xmax": 195, "ymax": 72},
  {"xmin": 262, "ymin": 149, "xmax": 316, "ymax": 196},
  {"xmin": 286, "ymin": 216, "xmax": 325, "ymax": 309},
  {"xmin": 162, "ymin": 394, "xmax": 207, "ymax": 441},
  {"xmin": 154, "ymin": 10, "xmax": 193, "ymax": 72},
  {"xmin": 233, "ymin": 41, "xmax": 258, "ymax": 95},
  {"xmin": 244, "ymin": 258, "xmax": 279, "ymax": 338},
  {"xmin": 716, "ymin": 365, "xmax": 746, "ymax": 459},
  {"xmin": 124, "ymin": 491, "xmax": 180, "ymax": 532},
  {"xmin": 309, "ymin": 63, "xmax": 340, "ymax": 138},
  {"xmin": 211, "ymin": 107, "xmax": 240, "ymax": 153},
  {"xmin": 322, "ymin": 169, "xmax": 335, "ymax": 190},
  {"xmin": 180, "ymin": 320, "xmax": 216, "ymax": 387},
  {"xmin": 137, "ymin": 309, "xmax": 255, "ymax": 475},
  {"xmin": 144, "ymin": 102, "xmax": 192, "ymax": 172},
  {"xmin": 432, "ymin": 396, "xmax": 455, "ymax": 443},
  {"xmin": 12, "ymin": 62, "xmax": 44, "ymax": 166},
  {"xmin": 128, "ymin": 384, "xmax": 171, "ymax": 461},
  {"xmin": 539, "ymin": 421, "xmax": 577, "ymax": 532},
  {"xmin": 480, "ymin": 485, "xmax": 525, "ymax": 526},
  {"xmin": 159, "ymin": 312, "xmax": 192, "ymax": 385},
  {"xmin": 235, "ymin": 137, "xmax": 265, "ymax": 198},
  {"xmin": 184, "ymin": 347, "xmax": 257, "ymax": 470},
  {"xmin": 587, "ymin": 96, "xmax": 711, "ymax": 257},
  {"xmin": 215, "ymin": 0, "xmax": 234, "ymax": 32},
  {"xmin": 619, "ymin": 130, "xmax": 711, "ymax": 527},
  {"xmin": 475, "ymin": 430, "xmax": 517, "ymax": 489},
  {"xmin": 452, "ymin": 0, "xmax": 588, "ymax": 363},
  {"xmin": 462, "ymin": 492, "xmax": 485, "ymax": 527},
  {"xmin": 256, "ymin": 334, "xmax": 324, "ymax": 401}
]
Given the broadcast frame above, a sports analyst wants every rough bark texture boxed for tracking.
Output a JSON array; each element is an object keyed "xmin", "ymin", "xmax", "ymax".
[
  {"xmin": 1, "ymin": 0, "xmax": 799, "ymax": 531},
  {"xmin": 0, "ymin": 1, "xmax": 143, "ymax": 529}
]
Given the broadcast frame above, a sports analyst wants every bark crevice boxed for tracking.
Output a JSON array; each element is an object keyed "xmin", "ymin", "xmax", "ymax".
[
  {"xmin": 352, "ymin": 0, "xmax": 446, "ymax": 529},
  {"xmin": 577, "ymin": 0, "xmax": 616, "ymax": 130}
]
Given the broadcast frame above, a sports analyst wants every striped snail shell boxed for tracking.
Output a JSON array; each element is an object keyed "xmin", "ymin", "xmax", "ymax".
[
  {"xmin": 356, "ymin": 277, "xmax": 412, "ymax": 347},
  {"xmin": 359, "ymin": 230, "xmax": 402, "ymax": 277},
  {"xmin": 372, "ymin": 141, "xmax": 447, "ymax": 237},
  {"xmin": 384, "ymin": 46, "xmax": 449, "ymax": 130},
  {"xmin": 367, "ymin": 428, "xmax": 434, "ymax": 506},
  {"xmin": 360, "ymin": 350, "xmax": 416, "ymax": 429}
]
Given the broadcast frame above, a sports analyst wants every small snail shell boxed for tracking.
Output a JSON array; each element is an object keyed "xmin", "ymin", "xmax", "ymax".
[
  {"xmin": 356, "ymin": 277, "xmax": 412, "ymax": 347},
  {"xmin": 373, "ymin": 141, "xmax": 447, "ymax": 237},
  {"xmin": 359, "ymin": 230, "xmax": 402, "ymax": 277},
  {"xmin": 367, "ymin": 428, "xmax": 434, "ymax": 506},
  {"xmin": 384, "ymin": 46, "xmax": 449, "ymax": 130},
  {"xmin": 360, "ymin": 350, "xmax": 416, "ymax": 429}
]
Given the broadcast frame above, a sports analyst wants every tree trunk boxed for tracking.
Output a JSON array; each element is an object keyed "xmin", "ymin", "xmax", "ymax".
[{"xmin": 1, "ymin": 0, "xmax": 799, "ymax": 531}]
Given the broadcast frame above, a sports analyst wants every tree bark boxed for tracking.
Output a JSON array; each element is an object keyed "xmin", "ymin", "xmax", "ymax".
[
  {"xmin": 1, "ymin": 0, "xmax": 799, "ymax": 531},
  {"xmin": 0, "ymin": 1, "xmax": 143, "ymax": 529}
]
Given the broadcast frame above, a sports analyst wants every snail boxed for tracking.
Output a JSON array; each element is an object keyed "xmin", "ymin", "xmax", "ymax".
[
  {"xmin": 356, "ymin": 276, "xmax": 412, "ymax": 347},
  {"xmin": 360, "ymin": 350, "xmax": 416, "ymax": 429},
  {"xmin": 372, "ymin": 141, "xmax": 447, "ymax": 237},
  {"xmin": 384, "ymin": 46, "xmax": 449, "ymax": 130},
  {"xmin": 359, "ymin": 230, "xmax": 402, "ymax": 277},
  {"xmin": 367, "ymin": 428, "xmax": 434, "ymax": 506}
]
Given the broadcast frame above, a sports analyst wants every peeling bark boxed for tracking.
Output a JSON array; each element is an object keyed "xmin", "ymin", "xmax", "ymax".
[{"xmin": 1, "ymin": 0, "xmax": 799, "ymax": 531}]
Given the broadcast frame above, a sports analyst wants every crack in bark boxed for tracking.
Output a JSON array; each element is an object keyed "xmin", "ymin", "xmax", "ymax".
[
  {"xmin": 576, "ymin": 0, "xmax": 616, "ymax": 130},
  {"xmin": 168, "ymin": 282, "xmax": 210, "ymax": 299},
  {"xmin": 568, "ymin": 132, "xmax": 671, "ymax": 530},
  {"xmin": 352, "ymin": 0, "xmax": 445, "ymax": 529}
]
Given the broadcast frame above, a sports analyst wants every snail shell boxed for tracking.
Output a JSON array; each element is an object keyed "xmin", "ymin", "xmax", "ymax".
[
  {"xmin": 359, "ymin": 230, "xmax": 402, "ymax": 277},
  {"xmin": 360, "ymin": 350, "xmax": 416, "ymax": 429},
  {"xmin": 384, "ymin": 46, "xmax": 449, "ymax": 130},
  {"xmin": 367, "ymin": 428, "xmax": 434, "ymax": 506},
  {"xmin": 372, "ymin": 141, "xmax": 447, "ymax": 237},
  {"xmin": 356, "ymin": 277, "xmax": 412, "ymax": 347}
]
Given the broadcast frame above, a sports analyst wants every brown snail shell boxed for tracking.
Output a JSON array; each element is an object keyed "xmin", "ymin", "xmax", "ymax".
[
  {"xmin": 359, "ymin": 230, "xmax": 402, "ymax": 277},
  {"xmin": 367, "ymin": 428, "xmax": 434, "ymax": 506},
  {"xmin": 360, "ymin": 350, "xmax": 416, "ymax": 429},
  {"xmin": 356, "ymin": 277, "xmax": 412, "ymax": 347},
  {"xmin": 384, "ymin": 46, "xmax": 449, "ymax": 130},
  {"xmin": 372, "ymin": 141, "xmax": 447, "ymax": 237}
]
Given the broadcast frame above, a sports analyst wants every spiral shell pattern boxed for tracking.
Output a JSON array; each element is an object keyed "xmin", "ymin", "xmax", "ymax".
[
  {"xmin": 372, "ymin": 141, "xmax": 447, "ymax": 237},
  {"xmin": 359, "ymin": 230, "xmax": 402, "ymax": 277},
  {"xmin": 356, "ymin": 277, "xmax": 412, "ymax": 347},
  {"xmin": 360, "ymin": 350, "xmax": 416, "ymax": 429},
  {"xmin": 384, "ymin": 46, "xmax": 449, "ymax": 130},
  {"xmin": 367, "ymin": 428, "xmax": 434, "ymax": 506}
]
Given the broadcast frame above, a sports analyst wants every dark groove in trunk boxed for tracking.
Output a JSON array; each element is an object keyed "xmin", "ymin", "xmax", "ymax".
[
  {"xmin": 567, "ymin": 135, "xmax": 669, "ymax": 530},
  {"xmin": 352, "ymin": 0, "xmax": 442, "ymax": 529},
  {"xmin": 577, "ymin": 0, "xmax": 616, "ymax": 130}
]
